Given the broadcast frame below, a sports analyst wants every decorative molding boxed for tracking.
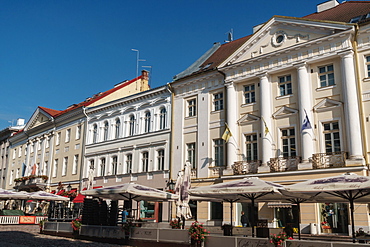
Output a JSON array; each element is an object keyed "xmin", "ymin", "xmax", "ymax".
[
  {"xmin": 313, "ymin": 98, "xmax": 342, "ymax": 112},
  {"xmin": 272, "ymin": 106, "xmax": 298, "ymax": 119}
]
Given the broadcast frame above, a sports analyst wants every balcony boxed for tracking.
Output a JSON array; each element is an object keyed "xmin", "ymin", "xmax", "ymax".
[
  {"xmin": 312, "ymin": 151, "xmax": 346, "ymax": 169},
  {"xmin": 232, "ymin": 160, "xmax": 260, "ymax": 175},
  {"xmin": 269, "ymin": 156, "xmax": 300, "ymax": 172},
  {"xmin": 14, "ymin": 175, "xmax": 48, "ymax": 191}
]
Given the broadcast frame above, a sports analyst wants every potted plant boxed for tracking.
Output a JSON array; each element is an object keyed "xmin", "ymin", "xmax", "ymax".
[
  {"xmin": 188, "ymin": 221, "xmax": 209, "ymax": 247},
  {"xmin": 170, "ymin": 219, "xmax": 182, "ymax": 229},
  {"xmin": 71, "ymin": 218, "xmax": 82, "ymax": 237},
  {"xmin": 269, "ymin": 232, "xmax": 292, "ymax": 247}
]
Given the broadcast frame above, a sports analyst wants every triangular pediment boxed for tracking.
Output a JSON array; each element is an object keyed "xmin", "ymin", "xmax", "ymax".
[
  {"xmin": 238, "ymin": 113, "xmax": 260, "ymax": 125},
  {"xmin": 222, "ymin": 16, "xmax": 352, "ymax": 66},
  {"xmin": 314, "ymin": 98, "xmax": 342, "ymax": 112},
  {"xmin": 25, "ymin": 107, "xmax": 55, "ymax": 130},
  {"xmin": 272, "ymin": 106, "xmax": 298, "ymax": 119}
]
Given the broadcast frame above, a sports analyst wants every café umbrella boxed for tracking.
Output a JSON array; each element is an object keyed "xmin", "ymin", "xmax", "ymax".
[
  {"xmin": 285, "ymin": 172, "xmax": 370, "ymax": 243},
  {"xmin": 189, "ymin": 177, "xmax": 286, "ymax": 237},
  {"xmin": 28, "ymin": 191, "xmax": 69, "ymax": 201}
]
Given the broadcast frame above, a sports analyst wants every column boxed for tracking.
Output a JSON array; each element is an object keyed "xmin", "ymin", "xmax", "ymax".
[
  {"xmin": 259, "ymin": 73, "xmax": 273, "ymax": 165},
  {"xmin": 225, "ymin": 82, "xmax": 238, "ymax": 169},
  {"xmin": 340, "ymin": 50, "xmax": 363, "ymax": 160},
  {"xmin": 295, "ymin": 62, "xmax": 314, "ymax": 162}
]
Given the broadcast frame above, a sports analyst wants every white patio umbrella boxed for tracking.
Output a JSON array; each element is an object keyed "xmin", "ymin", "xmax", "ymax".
[
  {"xmin": 189, "ymin": 177, "xmax": 286, "ymax": 237},
  {"xmin": 81, "ymin": 183, "xmax": 178, "ymax": 202},
  {"xmin": 0, "ymin": 189, "xmax": 29, "ymax": 200},
  {"xmin": 285, "ymin": 172, "xmax": 370, "ymax": 243},
  {"xmin": 175, "ymin": 162, "xmax": 192, "ymax": 222},
  {"xmin": 28, "ymin": 191, "xmax": 69, "ymax": 201}
]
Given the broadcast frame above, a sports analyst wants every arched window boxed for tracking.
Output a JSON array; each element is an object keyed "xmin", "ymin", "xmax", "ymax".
[
  {"xmin": 129, "ymin": 115, "xmax": 135, "ymax": 136},
  {"xmin": 157, "ymin": 149, "xmax": 165, "ymax": 170},
  {"xmin": 100, "ymin": 158, "xmax": 106, "ymax": 176},
  {"xmin": 144, "ymin": 111, "xmax": 151, "ymax": 133},
  {"xmin": 159, "ymin": 108, "xmax": 167, "ymax": 130},
  {"xmin": 92, "ymin": 124, "xmax": 98, "ymax": 143},
  {"xmin": 115, "ymin": 118, "xmax": 121, "ymax": 139},
  {"xmin": 142, "ymin": 152, "xmax": 149, "ymax": 172},
  {"xmin": 112, "ymin": 156, "xmax": 118, "ymax": 175},
  {"xmin": 126, "ymin": 154, "xmax": 132, "ymax": 174},
  {"xmin": 103, "ymin": 121, "xmax": 109, "ymax": 141}
]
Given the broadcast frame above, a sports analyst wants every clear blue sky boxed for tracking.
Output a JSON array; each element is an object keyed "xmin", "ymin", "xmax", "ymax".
[{"xmin": 0, "ymin": 0, "xmax": 316, "ymax": 130}]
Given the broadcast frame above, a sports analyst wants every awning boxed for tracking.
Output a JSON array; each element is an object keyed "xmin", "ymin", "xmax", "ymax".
[
  {"xmin": 267, "ymin": 202, "xmax": 293, "ymax": 208},
  {"xmin": 56, "ymin": 190, "xmax": 65, "ymax": 195},
  {"xmin": 72, "ymin": 193, "xmax": 85, "ymax": 203}
]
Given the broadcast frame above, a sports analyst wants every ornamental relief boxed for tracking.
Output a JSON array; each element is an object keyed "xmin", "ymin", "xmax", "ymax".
[{"xmin": 251, "ymin": 30, "xmax": 310, "ymax": 58}]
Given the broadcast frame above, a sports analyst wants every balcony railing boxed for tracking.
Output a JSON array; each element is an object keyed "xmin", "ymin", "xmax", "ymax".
[
  {"xmin": 232, "ymin": 160, "xmax": 260, "ymax": 175},
  {"xmin": 312, "ymin": 151, "xmax": 346, "ymax": 169},
  {"xmin": 269, "ymin": 156, "xmax": 300, "ymax": 172}
]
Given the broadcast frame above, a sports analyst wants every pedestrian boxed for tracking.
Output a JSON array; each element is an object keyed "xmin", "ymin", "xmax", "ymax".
[{"xmin": 241, "ymin": 211, "xmax": 248, "ymax": 227}]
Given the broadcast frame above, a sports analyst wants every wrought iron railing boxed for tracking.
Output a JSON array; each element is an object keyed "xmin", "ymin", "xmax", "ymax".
[
  {"xmin": 269, "ymin": 156, "xmax": 300, "ymax": 172},
  {"xmin": 312, "ymin": 151, "xmax": 346, "ymax": 169},
  {"xmin": 232, "ymin": 160, "xmax": 260, "ymax": 175}
]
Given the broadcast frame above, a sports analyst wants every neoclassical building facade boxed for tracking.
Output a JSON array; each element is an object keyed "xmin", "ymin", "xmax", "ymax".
[
  {"xmin": 84, "ymin": 85, "xmax": 172, "ymax": 221},
  {"xmin": 171, "ymin": 0, "xmax": 370, "ymax": 234}
]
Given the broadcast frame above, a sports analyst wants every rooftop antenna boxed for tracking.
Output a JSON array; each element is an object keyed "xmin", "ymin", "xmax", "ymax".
[
  {"xmin": 131, "ymin": 49, "xmax": 146, "ymax": 90},
  {"xmin": 225, "ymin": 29, "xmax": 233, "ymax": 43},
  {"xmin": 142, "ymin": 65, "xmax": 152, "ymax": 88}
]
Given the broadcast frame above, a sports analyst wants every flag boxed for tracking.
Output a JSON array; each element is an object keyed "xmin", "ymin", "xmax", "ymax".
[
  {"xmin": 262, "ymin": 117, "xmax": 269, "ymax": 136},
  {"xmin": 222, "ymin": 123, "xmax": 232, "ymax": 142},
  {"xmin": 301, "ymin": 110, "xmax": 312, "ymax": 132}
]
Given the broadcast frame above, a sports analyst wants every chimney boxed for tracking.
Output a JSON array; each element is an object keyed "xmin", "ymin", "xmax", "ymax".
[
  {"xmin": 16, "ymin": 118, "xmax": 25, "ymax": 126},
  {"xmin": 317, "ymin": 0, "xmax": 339, "ymax": 13},
  {"xmin": 141, "ymin": 70, "xmax": 149, "ymax": 81}
]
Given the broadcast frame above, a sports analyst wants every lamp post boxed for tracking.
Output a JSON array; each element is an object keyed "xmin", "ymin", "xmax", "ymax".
[
  {"xmin": 66, "ymin": 184, "xmax": 72, "ymax": 192},
  {"xmin": 166, "ymin": 179, "xmax": 176, "ymax": 221}
]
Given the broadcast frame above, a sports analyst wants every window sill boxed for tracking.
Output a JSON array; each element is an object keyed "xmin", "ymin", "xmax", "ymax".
[
  {"xmin": 276, "ymin": 94, "xmax": 293, "ymax": 100},
  {"xmin": 363, "ymin": 77, "xmax": 370, "ymax": 82},
  {"xmin": 316, "ymin": 85, "xmax": 336, "ymax": 92},
  {"xmin": 210, "ymin": 110, "xmax": 224, "ymax": 114},
  {"xmin": 241, "ymin": 102, "xmax": 256, "ymax": 108},
  {"xmin": 185, "ymin": 116, "xmax": 197, "ymax": 120}
]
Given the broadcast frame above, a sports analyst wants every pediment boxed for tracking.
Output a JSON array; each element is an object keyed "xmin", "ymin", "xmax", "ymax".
[
  {"xmin": 238, "ymin": 113, "xmax": 260, "ymax": 125},
  {"xmin": 222, "ymin": 16, "xmax": 353, "ymax": 66},
  {"xmin": 313, "ymin": 98, "xmax": 342, "ymax": 112},
  {"xmin": 272, "ymin": 106, "xmax": 298, "ymax": 119},
  {"xmin": 25, "ymin": 108, "xmax": 54, "ymax": 131}
]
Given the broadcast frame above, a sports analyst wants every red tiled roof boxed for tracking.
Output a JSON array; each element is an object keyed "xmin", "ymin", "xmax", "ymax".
[
  {"xmin": 303, "ymin": 1, "xmax": 370, "ymax": 23},
  {"xmin": 38, "ymin": 75, "xmax": 143, "ymax": 119}
]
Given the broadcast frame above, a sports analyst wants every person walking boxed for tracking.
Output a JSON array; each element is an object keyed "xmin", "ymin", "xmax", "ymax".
[{"xmin": 241, "ymin": 211, "xmax": 248, "ymax": 227}]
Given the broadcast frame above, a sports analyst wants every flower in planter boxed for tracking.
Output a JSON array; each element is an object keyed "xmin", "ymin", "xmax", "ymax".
[
  {"xmin": 71, "ymin": 218, "xmax": 82, "ymax": 231},
  {"xmin": 188, "ymin": 221, "xmax": 209, "ymax": 243},
  {"xmin": 170, "ymin": 219, "xmax": 182, "ymax": 229},
  {"xmin": 269, "ymin": 232, "xmax": 292, "ymax": 246}
]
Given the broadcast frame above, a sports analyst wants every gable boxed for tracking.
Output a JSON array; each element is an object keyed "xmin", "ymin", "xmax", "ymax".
[
  {"xmin": 313, "ymin": 98, "xmax": 342, "ymax": 112},
  {"xmin": 25, "ymin": 108, "xmax": 55, "ymax": 131},
  {"xmin": 222, "ymin": 16, "xmax": 353, "ymax": 66},
  {"xmin": 238, "ymin": 113, "xmax": 260, "ymax": 125},
  {"xmin": 272, "ymin": 106, "xmax": 298, "ymax": 119}
]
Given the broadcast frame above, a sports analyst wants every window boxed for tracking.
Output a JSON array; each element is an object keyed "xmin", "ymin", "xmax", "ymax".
[
  {"xmin": 129, "ymin": 115, "xmax": 135, "ymax": 136},
  {"xmin": 115, "ymin": 118, "xmax": 121, "ymax": 139},
  {"xmin": 319, "ymin": 65, "xmax": 335, "ymax": 87},
  {"xmin": 126, "ymin": 154, "xmax": 132, "ymax": 173},
  {"xmin": 144, "ymin": 111, "xmax": 151, "ymax": 133},
  {"xmin": 92, "ymin": 124, "xmax": 98, "ymax": 143},
  {"xmin": 214, "ymin": 139, "xmax": 224, "ymax": 167},
  {"xmin": 56, "ymin": 132, "xmax": 61, "ymax": 146},
  {"xmin": 366, "ymin": 56, "xmax": 370, "ymax": 77},
  {"xmin": 43, "ymin": 161, "xmax": 48, "ymax": 176},
  {"xmin": 72, "ymin": 155, "xmax": 78, "ymax": 175},
  {"xmin": 100, "ymin": 158, "xmax": 106, "ymax": 176},
  {"xmin": 89, "ymin": 159, "xmax": 95, "ymax": 170},
  {"xmin": 211, "ymin": 202, "xmax": 223, "ymax": 220},
  {"xmin": 281, "ymin": 128, "xmax": 296, "ymax": 157},
  {"xmin": 13, "ymin": 149, "xmax": 16, "ymax": 159},
  {"xmin": 244, "ymin": 85, "xmax": 256, "ymax": 104},
  {"xmin": 112, "ymin": 156, "xmax": 118, "ymax": 175},
  {"xmin": 187, "ymin": 143, "xmax": 196, "ymax": 169},
  {"xmin": 66, "ymin": 129, "xmax": 71, "ymax": 143},
  {"xmin": 157, "ymin": 149, "xmax": 165, "ymax": 170},
  {"xmin": 142, "ymin": 152, "xmax": 149, "ymax": 172},
  {"xmin": 323, "ymin": 122, "xmax": 341, "ymax": 153},
  {"xmin": 53, "ymin": 159, "xmax": 58, "ymax": 178},
  {"xmin": 213, "ymin": 92, "xmax": 224, "ymax": 111},
  {"xmin": 187, "ymin": 99, "xmax": 196, "ymax": 117},
  {"xmin": 159, "ymin": 108, "xmax": 167, "ymax": 130},
  {"xmin": 9, "ymin": 170, "xmax": 13, "ymax": 185},
  {"xmin": 278, "ymin": 75, "xmax": 292, "ymax": 96},
  {"xmin": 62, "ymin": 157, "xmax": 68, "ymax": 176},
  {"xmin": 245, "ymin": 134, "xmax": 258, "ymax": 161},
  {"xmin": 16, "ymin": 168, "xmax": 20, "ymax": 179},
  {"xmin": 19, "ymin": 147, "xmax": 22, "ymax": 157},
  {"xmin": 76, "ymin": 125, "xmax": 81, "ymax": 140},
  {"xmin": 103, "ymin": 121, "xmax": 109, "ymax": 141}
]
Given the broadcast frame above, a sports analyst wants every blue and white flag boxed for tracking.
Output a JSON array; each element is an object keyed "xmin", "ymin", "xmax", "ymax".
[{"xmin": 301, "ymin": 110, "xmax": 312, "ymax": 132}]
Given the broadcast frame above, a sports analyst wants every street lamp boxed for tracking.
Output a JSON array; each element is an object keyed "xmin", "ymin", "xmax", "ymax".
[{"xmin": 66, "ymin": 184, "xmax": 72, "ymax": 192}]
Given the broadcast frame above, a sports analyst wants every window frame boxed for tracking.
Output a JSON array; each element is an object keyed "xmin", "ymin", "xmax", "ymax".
[
  {"xmin": 323, "ymin": 121, "xmax": 341, "ymax": 154},
  {"xmin": 111, "ymin": 156, "xmax": 118, "ymax": 175},
  {"xmin": 157, "ymin": 149, "xmax": 165, "ymax": 170},
  {"xmin": 129, "ymin": 115, "xmax": 135, "ymax": 136},
  {"xmin": 244, "ymin": 84, "xmax": 256, "ymax": 104},
  {"xmin": 318, "ymin": 64, "xmax": 335, "ymax": 87},
  {"xmin": 126, "ymin": 154, "xmax": 133, "ymax": 174},
  {"xmin": 115, "ymin": 118, "xmax": 121, "ymax": 139},
  {"xmin": 187, "ymin": 98, "xmax": 197, "ymax": 117},
  {"xmin": 213, "ymin": 139, "xmax": 224, "ymax": 167},
  {"xmin": 144, "ymin": 111, "xmax": 151, "ymax": 133},
  {"xmin": 103, "ymin": 121, "xmax": 109, "ymax": 141},
  {"xmin": 142, "ymin": 152, "xmax": 149, "ymax": 172},
  {"xmin": 278, "ymin": 75, "xmax": 292, "ymax": 96},
  {"xmin": 213, "ymin": 92, "xmax": 224, "ymax": 111},
  {"xmin": 281, "ymin": 128, "xmax": 296, "ymax": 158},
  {"xmin": 187, "ymin": 143, "xmax": 196, "ymax": 169},
  {"xmin": 159, "ymin": 107, "xmax": 167, "ymax": 130},
  {"xmin": 245, "ymin": 133, "xmax": 258, "ymax": 161}
]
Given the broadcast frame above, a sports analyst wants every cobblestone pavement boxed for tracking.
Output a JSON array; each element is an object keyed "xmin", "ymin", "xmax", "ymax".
[{"xmin": 0, "ymin": 225, "xmax": 130, "ymax": 247}]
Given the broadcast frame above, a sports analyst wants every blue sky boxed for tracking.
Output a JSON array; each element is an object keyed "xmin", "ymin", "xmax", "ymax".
[{"xmin": 0, "ymin": 0, "xmax": 316, "ymax": 130}]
